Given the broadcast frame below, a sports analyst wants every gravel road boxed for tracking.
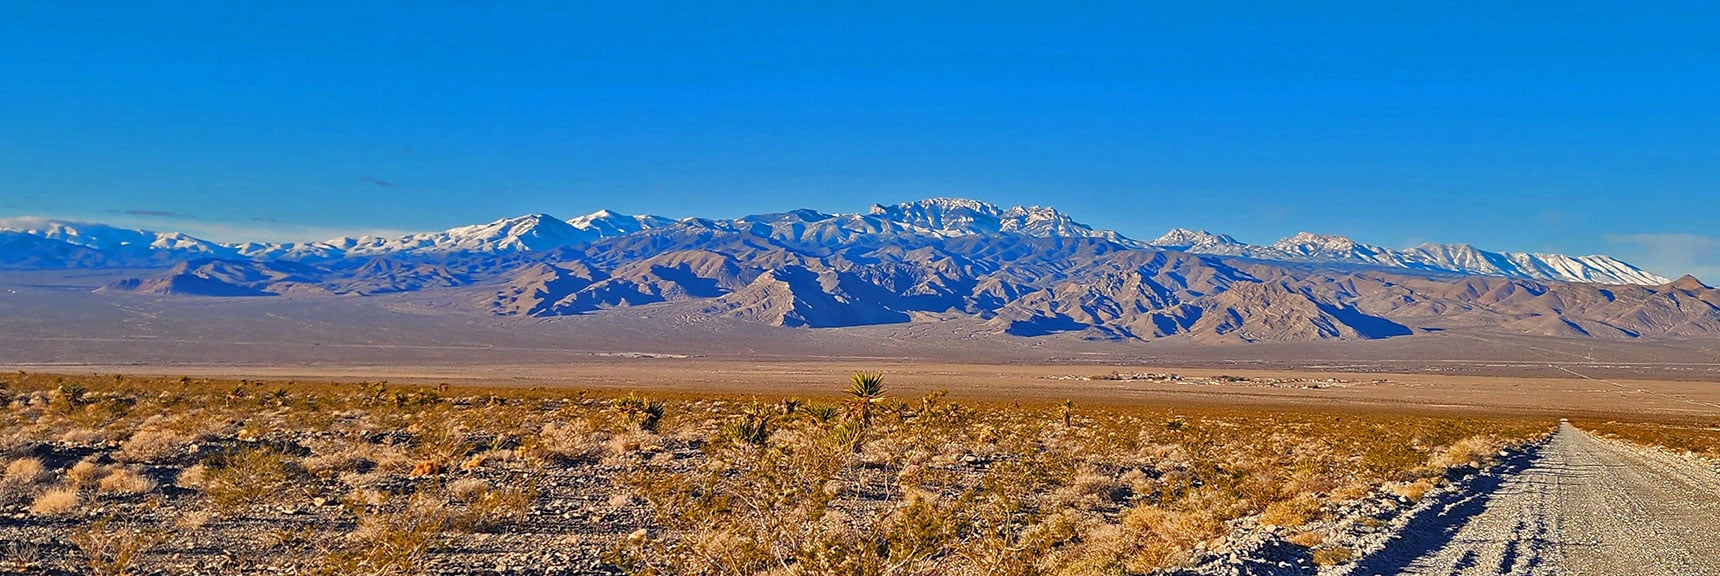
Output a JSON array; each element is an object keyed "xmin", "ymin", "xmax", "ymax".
[{"xmin": 1349, "ymin": 422, "xmax": 1720, "ymax": 575}]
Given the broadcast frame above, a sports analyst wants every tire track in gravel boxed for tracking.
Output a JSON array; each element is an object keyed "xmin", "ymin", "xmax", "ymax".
[{"xmin": 1348, "ymin": 423, "xmax": 1720, "ymax": 575}]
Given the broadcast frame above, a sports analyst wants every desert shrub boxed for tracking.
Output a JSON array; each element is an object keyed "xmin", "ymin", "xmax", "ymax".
[
  {"xmin": 407, "ymin": 416, "xmax": 475, "ymax": 465},
  {"xmin": 174, "ymin": 464, "xmax": 208, "ymax": 489},
  {"xmin": 802, "ymin": 403, "xmax": 839, "ymax": 423},
  {"xmin": 1260, "ymin": 494, "xmax": 1324, "ymax": 527},
  {"xmin": 1361, "ymin": 441, "xmax": 1426, "ymax": 480},
  {"xmin": 176, "ymin": 508, "xmax": 214, "ymax": 531},
  {"xmin": 97, "ymin": 467, "xmax": 155, "ymax": 494},
  {"xmin": 3, "ymin": 457, "xmax": 45, "ymax": 485},
  {"xmin": 1287, "ymin": 530, "xmax": 1324, "ymax": 548},
  {"xmin": 453, "ymin": 480, "xmax": 537, "ymax": 531},
  {"xmin": 118, "ymin": 429, "xmax": 184, "ymax": 463},
  {"xmin": 793, "ymin": 495, "xmax": 959, "ymax": 574},
  {"xmin": 68, "ymin": 517, "xmax": 167, "ymax": 576},
  {"xmin": 54, "ymin": 381, "xmax": 89, "ymax": 411},
  {"xmin": 29, "ymin": 485, "xmax": 79, "ymax": 516},
  {"xmin": 529, "ymin": 420, "xmax": 605, "ymax": 464},
  {"xmin": 1054, "ymin": 468, "xmax": 1130, "ymax": 511},
  {"xmin": 319, "ymin": 496, "xmax": 448, "ymax": 576},
  {"xmin": 202, "ymin": 446, "xmax": 308, "ymax": 512},
  {"xmin": 68, "ymin": 458, "xmax": 107, "ymax": 488},
  {"xmin": 446, "ymin": 477, "xmax": 490, "ymax": 501}
]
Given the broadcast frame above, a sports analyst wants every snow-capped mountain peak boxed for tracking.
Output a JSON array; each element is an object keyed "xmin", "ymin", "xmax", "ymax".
[
  {"xmin": 1272, "ymin": 232, "xmax": 1361, "ymax": 253},
  {"xmin": 998, "ymin": 205, "xmax": 1094, "ymax": 237},
  {"xmin": 1153, "ymin": 228, "xmax": 1670, "ymax": 285},
  {"xmin": 456, "ymin": 213, "xmax": 584, "ymax": 251},
  {"xmin": 867, "ymin": 198, "xmax": 1008, "ymax": 234},
  {"xmin": 568, "ymin": 209, "xmax": 673, "ymax": 238},
  {"xmin": 0, "ymin": 200, "xmax": 1678, "ymax": 285},
  {"xmin": 307, "ymin": 210, "xmax": 680, "ymax": 257},
  {"xmin": 868, "ymin": 197, "xmax": 998, "ymax": 217},
  {"xmin": 864, "ymin": 198, "xmax": 1130, "ymax": 242},
  {"xmin": 315, "ymin": 213, "xmax": 586, "ymax": 257},
  {"xmin": 1261, "ymin": 232, "xmax": 1406, "ymax": 266},
  {"xmin": 1150, "ymin": 228, "xmax": 1243, "ymax": 250},
  {"xmin": 0, "ymin": 217, "xmax": 231, "ymax": 257}
]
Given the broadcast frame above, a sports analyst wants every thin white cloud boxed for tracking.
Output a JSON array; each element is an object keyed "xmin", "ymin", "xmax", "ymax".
[{"xmin": 1606, "ymin": 233, "xmax": 1720, "ymax": 282}]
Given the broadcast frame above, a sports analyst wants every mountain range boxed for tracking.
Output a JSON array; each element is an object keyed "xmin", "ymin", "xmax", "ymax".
[{"xmin": 3, "ymin": 198, "xmax": 1714, "ymax": 343}]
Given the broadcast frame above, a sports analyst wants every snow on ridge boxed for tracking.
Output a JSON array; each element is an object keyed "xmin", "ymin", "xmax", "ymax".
[
  {"xmin": 0, "ymin": 217, "xmax": 233, "ymax": 256},
  {"xmin": 0, "ymin": 201, "xmax": 1675, "ymax": 285},
  {"xmin": 568, "ymin": 209, "xmax": 674, "ymax": 237},
  {"xmin": 862, "ymin": 198, "xmax": 1135, "ymax": 243},
  {"xmin": 1150, "ymin": 228, "xmax": 1242, "ymax": 249},
  {"xmin": 1150, "ymin": 227, "xmax": 1671, "ymax": 286}
]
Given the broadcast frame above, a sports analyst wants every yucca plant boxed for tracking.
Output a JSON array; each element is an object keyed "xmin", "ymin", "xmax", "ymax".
[
  {"xmin": 723, "ymin": 419, "xmax": 770, "ymax": 447},
  {"xmin": 803, "ymin": 404, "xmax": 839, "ymax": 423},
  {"xmin": 845, "ymin": 372, "xmax": 886, "ymax": 426},
  {"xmin": 616, "ymin": 395, "xmax": 667, "ymax": 432},
  {"xmin": 828, "ymin": 420, "xmax": 865, "ymax": 453},
  {"xmin": 723, "ymin": 407, "xmax": 773, "ymax": 448},
  {"xmin": 56, "ymin": 380, "xmax": 88, "ymax": 407}
]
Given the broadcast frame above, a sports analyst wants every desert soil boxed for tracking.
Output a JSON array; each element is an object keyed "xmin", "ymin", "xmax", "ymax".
[
  {"xmin": 18, "ymin": 359, "xmax": 1720, "ymax": 423},
  {"xmin": 1346, "ymin": 423, "xmax": 1720, "ymax": 576}
]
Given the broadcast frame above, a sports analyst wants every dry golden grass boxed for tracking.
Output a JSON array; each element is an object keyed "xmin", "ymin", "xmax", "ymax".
[
  {"xmin": 1260, "ymin": 495, "xmax": 1325, "ymax": 527},
  {"xmin": 97, "ymin": 468, "xmax": 155, "ymax": 494},
  {"xmin": 118, "ymin": 428, "xmax": 184, "ymax": 463},
  {"xmin": 3, "ymin": 458, "xmax": 46, "ymax": 485},
  {"xmin": 607, "ymin": 386, "xmax": 1549, "ymax": 575},
  {"xmin": 68, "ymin": 458, "xmax": 107, "ymax": 488},
  {"xmin": 1578, "ymin": 419, "xmax": 1720, "ymax": 459},
  {"xmin": 1431, "ymin": 435, "xmax": 1507, "ymax": 469},
  {"xmin": 29, "ymin": 485, "xmax": 79, "ymax": 516},
  {"xmin": 173, "ymin": 464, "xmax": 208, "ymax": 489},
  {"xmin": 0, "ymin": 370, "xmax": 1569, "ymax": 574},
  {"xmin": 1312, "ymin": 545, "xmax": 1355, "ymax": 566},
  {"xmin": 68, "ymin": 517, "xmax": 167, "ymax": 576},
  {"xmin": 1386, "ymin": 478, "xmax": 1439, "ymax": 502}
]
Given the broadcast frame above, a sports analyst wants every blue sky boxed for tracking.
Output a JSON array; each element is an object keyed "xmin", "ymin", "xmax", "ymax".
[{"xmin": 2, "ymin": 2, "xmax": 1717, "ymax": 277}]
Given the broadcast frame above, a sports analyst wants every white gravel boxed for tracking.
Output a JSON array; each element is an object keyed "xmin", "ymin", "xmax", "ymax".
[{"xmin": 1345, "ymin": 422, "xmax": 1720, "ymax": 575}]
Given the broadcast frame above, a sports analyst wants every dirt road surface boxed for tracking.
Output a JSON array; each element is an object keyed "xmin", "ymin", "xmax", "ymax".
[{"xmin": 1349, "ymin": 423, "xmax": 1720, "ymax": 575}]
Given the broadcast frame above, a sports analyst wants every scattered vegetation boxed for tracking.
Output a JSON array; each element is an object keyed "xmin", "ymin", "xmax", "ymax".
[
  {"xmin": 67, "ymin": 517, "xmax": 166, "ymax": 576},
  {"xmin": 0, "ymin": 370, "xmax": 1556, "ymax": 574},
  {"xmin": 606, "ymin": 373, "xmax": 1547, "ymax": 575},
  {"xmin": 1579, "ymin": 419, "xmax": 1720, "ymax": 459}
]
